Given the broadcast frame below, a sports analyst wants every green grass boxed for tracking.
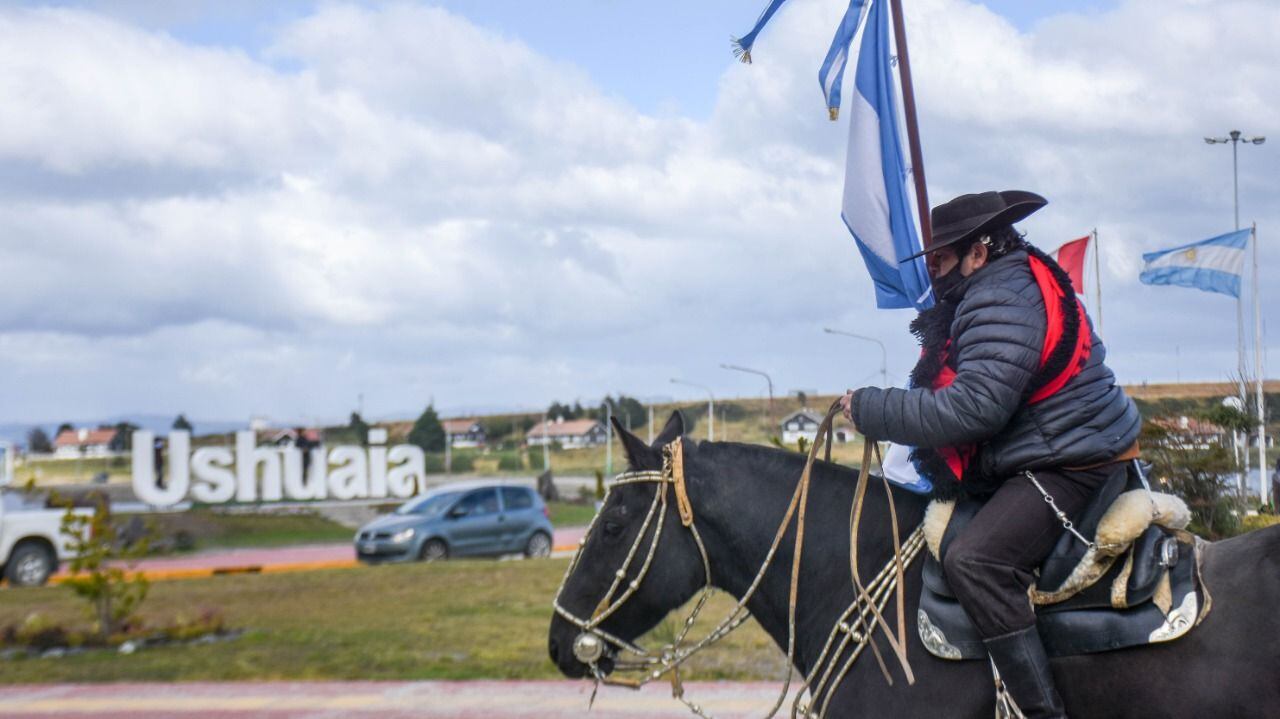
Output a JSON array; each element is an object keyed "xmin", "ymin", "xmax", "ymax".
[
  {"xmin": 142, "ymin": 509, "xmax": 356, "ymax": 551},
  {"xmin": 0, "ymin": 559, "xmax": 783, "ymax": 682},
  {"xmin": 16, "ymin": 456, "xmax": 131, "ymax": 487},
  {"xmin": 546, "ymin": 501, "xmax": 597, "ymax": 528},
  {"xmin": 1240, "ymin": 513, "xmax": 1280, "ymax": 534}
]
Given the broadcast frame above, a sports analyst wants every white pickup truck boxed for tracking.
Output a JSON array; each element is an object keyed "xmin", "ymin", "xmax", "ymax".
[{"xmin": 0, "ymin": 490, "xmax": 81, "ymax": 587}]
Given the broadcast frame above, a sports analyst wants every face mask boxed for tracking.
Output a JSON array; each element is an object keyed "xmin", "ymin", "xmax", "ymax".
[{"xmin": 931, "ymin": 265, "xmax": 966, "ymax": 299}]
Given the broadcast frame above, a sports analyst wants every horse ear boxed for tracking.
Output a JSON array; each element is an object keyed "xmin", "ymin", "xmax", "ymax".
[
  {"xmin": 651, "ymin": 411, "xmax": 686, "ymax": 448},
  {"xmin": 611, "ymin": 416, "xmax": 657, "ymax": 469}
]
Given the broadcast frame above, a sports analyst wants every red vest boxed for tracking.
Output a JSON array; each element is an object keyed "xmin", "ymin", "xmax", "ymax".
[{"xmin": 931, "ymin": 255, "xmax": 1092, "ymax": 482}]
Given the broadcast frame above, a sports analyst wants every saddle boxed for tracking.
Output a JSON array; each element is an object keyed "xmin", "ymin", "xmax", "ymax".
[{"xmin": 917, "ymin": 461, "xmax": 1211, "ymax": 660}]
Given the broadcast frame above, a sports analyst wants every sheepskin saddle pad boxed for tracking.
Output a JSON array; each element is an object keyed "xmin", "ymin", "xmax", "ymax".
[{"xmin": 916, "ymin": 461, "xmax": 1211, "ymax": 660}]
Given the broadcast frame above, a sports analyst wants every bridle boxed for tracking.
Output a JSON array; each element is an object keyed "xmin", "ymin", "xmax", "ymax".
[
  {"xmin": 552, "ymin": 403, "xmax": 928, "ymax": 719},
  {"xmin": 552, "ymin": 438, "xmax": 724, "ymax": 715}
]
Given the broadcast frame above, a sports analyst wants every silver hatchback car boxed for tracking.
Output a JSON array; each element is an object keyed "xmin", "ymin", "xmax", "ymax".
[{"xmin": 355, "ymin": 482, "xmax": 555, "ymax": 563}]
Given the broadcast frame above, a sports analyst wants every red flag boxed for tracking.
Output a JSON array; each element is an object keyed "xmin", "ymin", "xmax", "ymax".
[{"xmin": 1050, "ymin": 236, "xmax": 1089, "ymax": 294}]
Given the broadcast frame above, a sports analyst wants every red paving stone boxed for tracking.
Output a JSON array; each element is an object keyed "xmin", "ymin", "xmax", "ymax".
[
  {"xmin": 0, "ymin": 680, "xmax": 793, "ymax": 718},
  {"xmin": 123, "ymin": 543, "xmax": 356, "ymax": 572}
]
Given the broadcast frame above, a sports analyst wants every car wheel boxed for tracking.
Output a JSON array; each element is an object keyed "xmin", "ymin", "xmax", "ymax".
[
  {"xmin": 524, "ymin": 531, "xmax": 552, "ymax": 559},
  {"xmin": 419, "ymin": 539, "xmax": 448, "ymax": 562},
  {"xmin": 5, "ymin": 544, "xmax": 55, "ymax": 587}
]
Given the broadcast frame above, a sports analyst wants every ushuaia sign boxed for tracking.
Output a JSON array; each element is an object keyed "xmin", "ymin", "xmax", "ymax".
[{"xmin": 132, "ymin": 430, "xmax": 426, "ymax": 507}]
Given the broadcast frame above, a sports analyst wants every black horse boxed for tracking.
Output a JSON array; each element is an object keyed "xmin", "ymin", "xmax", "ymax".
[{"xmin": 549, "ymin": 412, "xmax": 1280, "ymax": 718}]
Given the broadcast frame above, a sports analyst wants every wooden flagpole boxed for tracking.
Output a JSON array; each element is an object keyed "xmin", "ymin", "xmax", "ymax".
[{"xmin": 888, "ymin": 0, "xmax": 932, "ymax": 247}]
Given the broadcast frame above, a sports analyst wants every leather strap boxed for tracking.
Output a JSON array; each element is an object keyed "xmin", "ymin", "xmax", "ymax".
[
  {"xmin": 1065, "ymin": 441, "xmax": 1140, "ymax": 471},
  {"xmin": 668, "ymin": 439, "xmax": 694, "ymax": 527}
]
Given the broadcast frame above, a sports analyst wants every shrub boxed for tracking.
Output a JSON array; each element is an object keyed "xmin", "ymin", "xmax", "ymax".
[
  {"xmin": 56, "ymin": 494, "xmax": 153, "ymax": 639},
  {"xmin": 449, "ymin": 452, "xmax": 475, "ymax": 473},
  {"xmin": 423, "ymin": 453, "xmax": 445, "ymax": 473},
  {"xmin": 13, "ymin": 613, "xmax": 68, "ymax": 651},
  {"xmin": 164, "ymin": 609, "xmax": 226, "ymax": 641}
]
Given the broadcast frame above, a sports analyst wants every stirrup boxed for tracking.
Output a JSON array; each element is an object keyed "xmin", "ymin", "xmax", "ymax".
[{"xmin": 991, "ymin": 660, "xmax": 1026, "ymax": 719}]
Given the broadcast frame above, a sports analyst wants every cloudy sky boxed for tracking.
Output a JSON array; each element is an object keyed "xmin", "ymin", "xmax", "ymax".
[{"xmin": 0, "ymin": 0, "xmax": 1276, "ymax": 426}]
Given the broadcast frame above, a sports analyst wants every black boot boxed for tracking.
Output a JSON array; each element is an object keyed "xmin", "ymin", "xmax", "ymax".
[{"xmin": 984, "ymin": 626, "xmax": 1067, "ymax": 719}]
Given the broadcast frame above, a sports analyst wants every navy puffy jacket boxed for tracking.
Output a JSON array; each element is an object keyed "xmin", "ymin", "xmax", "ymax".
[{"xmin": 850, "ymin": 250, "xmax": 1140, "ymax": 485}]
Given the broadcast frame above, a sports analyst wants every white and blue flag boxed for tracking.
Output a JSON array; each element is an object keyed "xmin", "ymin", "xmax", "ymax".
[
  {"xmin": 840, "ymin": 0, "xmax": 933, "ymax": 310},
  {"xmin": 1139, "ymin": 229, "xmax": 1250, "ymax": 298},
  {"xmin": 735, "ymin": 0, "xmax": 933, "ymax": 310},
  {"xmin": 817, "ymin": 1, "xmax": 869, "ymax": 120}
]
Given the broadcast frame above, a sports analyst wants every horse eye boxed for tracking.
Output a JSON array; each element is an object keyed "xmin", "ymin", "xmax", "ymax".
[{"xmin": 602, "ymin": 520, "xmax": 624, "ymax": 537}]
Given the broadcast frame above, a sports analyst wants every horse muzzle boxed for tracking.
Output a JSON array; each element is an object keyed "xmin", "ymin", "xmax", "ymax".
[{"xmin": 549, "ymin": 624, "xmax": 617, "ymax": 678}]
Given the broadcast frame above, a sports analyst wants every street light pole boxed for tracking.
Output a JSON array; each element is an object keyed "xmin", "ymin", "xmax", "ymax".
[
  {"xmin": 720, "ymin": 363, "xmax": 775, "ymax": 428},
  {"xmin": 1251, "ymin": 223, "xmax": 1268, "ymax": 507},
  {"xmin": 823, "ymin": 328, "xmax": 889, "ymax": 388},
  {"xmin": 670, "ymin": 379, "xmax": 715, "ymax": 441},
  {"xmin": 1206, "ymin": 130, "xmax": 1267, "ymax": 501}
]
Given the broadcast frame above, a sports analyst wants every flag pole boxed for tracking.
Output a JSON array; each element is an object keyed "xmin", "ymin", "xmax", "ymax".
[
  {"xmin": 1252, "ymin": 223, "xmax": 1268, "ymax": 507},
  {"xmin": 1092, "ymin": 228, "xmax": 1102, "ymax": 335},
  {"xmin": 888, "ymin": 0, "xmax": 932, "ymax": 245}
]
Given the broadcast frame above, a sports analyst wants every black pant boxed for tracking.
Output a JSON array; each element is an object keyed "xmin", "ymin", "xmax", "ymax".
[{"xmin": 942, "ymin": 466, "xmax": 1113, "ymax": 637}]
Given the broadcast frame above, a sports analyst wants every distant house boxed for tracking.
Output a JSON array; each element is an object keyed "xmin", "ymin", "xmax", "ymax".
[
  {"xmin": 1151, "ymin": 416, "xmax": 1228, "ymax": 450},
  {"xmin": 264, "ymin": 428, "xmax": 323, "ymax": 447},
  {"xmin": 442, "ymin": 419, "xmax": 486, "ymax": 448},
  {"xmin": 53, "ymin": 427, "xmax": 121, "ymax": 458},
  {"xmin": 780, "ymin": 409, "xmax": 825, "ymax": 445},
  {"xmin": 526, "ymin": 417, "xmax": 607, "ymax": 449}
]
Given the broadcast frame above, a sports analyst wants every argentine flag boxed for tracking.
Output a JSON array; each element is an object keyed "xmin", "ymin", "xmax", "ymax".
[
  {"xmin": 732, "ymin": 0, "xmax": 932, "ymax": 309},
  {"xmin": 840, "ymin": 0, "xmax": 933, "ymax": 310},
  {"xmin": 1139, "ymin": 229, "xmax": 1250, "ymax": 298}
]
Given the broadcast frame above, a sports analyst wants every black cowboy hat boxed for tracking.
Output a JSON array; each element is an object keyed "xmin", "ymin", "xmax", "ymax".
[{"xmin": 901, "ymin": 190, "xmax": 1047, "ymax": 261}]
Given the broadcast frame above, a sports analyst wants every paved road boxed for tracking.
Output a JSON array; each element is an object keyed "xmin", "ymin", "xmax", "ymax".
[
  {"xmin": 50, "ymin": 527, "xmax": 588, "ymax": 583},
  {"xmin": 0, "ymin": 681, "xmax": 797, "ymax": 718}
]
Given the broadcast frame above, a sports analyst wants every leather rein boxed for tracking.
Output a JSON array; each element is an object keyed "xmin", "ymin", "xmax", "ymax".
[{"xmin": 552, "ymin": 401, "xmax": 927, "ymax": 718}]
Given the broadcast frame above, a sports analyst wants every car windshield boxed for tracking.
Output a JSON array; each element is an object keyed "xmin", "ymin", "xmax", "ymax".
[{"xmin": 395, "ymin": 492, "xmax": 461, "ymax": 517}]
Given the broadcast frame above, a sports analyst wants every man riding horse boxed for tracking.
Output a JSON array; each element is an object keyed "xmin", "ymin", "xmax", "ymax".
[{"xmin": 840, "ymin": 190, "xmax": 1141, "ymax": 718}]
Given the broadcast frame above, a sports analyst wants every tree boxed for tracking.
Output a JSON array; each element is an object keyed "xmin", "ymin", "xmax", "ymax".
[
  {"xmin": 26, "ymin": 427, "xmax": 53, "ymax": 454},
  {"xmin": 56, "ymin": 422, "xmax": 74, "ymax": 438},
  {"xmin": 55, "ymin": 494, "xmax": 152, "ymax": 640},
  {"xmin": 1202, "ymin": 404, "xmax": 1252, "ymax": 435},
  {"xmin": 108, "ymin": 422, "xmax": 140, "ymax": 452},
  {"xmin": 547, "ymin": 401, "xmax": 582, "ymax": 421},
  {"xmin": 172, "ymin": 414, "xmax": 193, "ymax": 433},
  {"xmin": 348, "ymin": 412, "xmax": 370, "ymax": 446},
  {"xmin": 408, "ymin": 405, "xmax": 446, "ymax": 452},
  {"xmin": 796, "ymin": 391, "xmax": 808, "ymax": 408},
  {"xmin": 598, "ymin": 395, "xmax": 646, "ymax": 428},
  {"xmin": 1141, "ymin": 419, "xmax": 1240, "ymax": 539}
]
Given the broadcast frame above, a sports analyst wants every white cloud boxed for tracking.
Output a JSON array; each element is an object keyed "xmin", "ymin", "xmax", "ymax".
[{"xmin": 0, "ymin": 0, "xmax": 1276, "ymax": 423}]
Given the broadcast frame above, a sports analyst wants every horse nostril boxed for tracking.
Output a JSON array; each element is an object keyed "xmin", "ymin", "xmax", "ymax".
[{"xmin": 548, "ymin": 636, "xmax": 560, "ymax": 663}]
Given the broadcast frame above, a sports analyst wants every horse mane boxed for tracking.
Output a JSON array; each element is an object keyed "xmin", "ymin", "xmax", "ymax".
[{"xmin": 692, "ymin": 439, "xmax": 860, "ymax": 485}]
